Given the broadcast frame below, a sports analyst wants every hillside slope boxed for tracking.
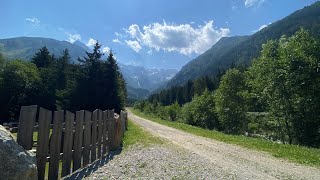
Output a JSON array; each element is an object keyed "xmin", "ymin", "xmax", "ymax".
[
  {"xmin": 0, "ymin": 37, "xmax": 89, "ymax": 62},
  {"xmin": 168, "ymin": 1, "xmax": 320, "ymax": 87}
]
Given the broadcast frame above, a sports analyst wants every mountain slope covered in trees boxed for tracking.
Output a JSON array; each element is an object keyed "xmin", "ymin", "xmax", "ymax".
[
  {"xmin": 0, "ymin": 37, "xmax": 176, "ymax": 99},
  {"xmin": 168, "ymin": 1, "xmax": 320, "ymax": 87},
  {"xmin": 0, "ymin": 37, "xmax": 90, "ymax": 62}
]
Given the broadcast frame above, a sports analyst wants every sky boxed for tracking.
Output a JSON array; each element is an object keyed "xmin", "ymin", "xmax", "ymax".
[{"xmin": 0, "ymin": 0, "xmax": 318, "ymax": 70}]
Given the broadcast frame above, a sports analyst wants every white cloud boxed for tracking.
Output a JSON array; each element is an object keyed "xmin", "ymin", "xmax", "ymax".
[
  {"xmin": 258, "ymin": 24, "xmax": 268, "ymax": 31},
  {"xmin": 25, "ymin": 17, "xmax": 40, "ymax": 26},
  {"xmin": 125, "ymin": 40, "xmax": 142, "ymax": 53},
  {"xmin": 147, "ymin": 50, "xmax": 153, "ymax": 55},
  {"xmin": 244, "ymin": 0, "xmax": 265, "ymax": 8},
  {"xmin": 102, "ymin": 46, "xmax": 110, "ymax": 54},
  {"xmin": 113, "ymin": 39, "xmax": 122, "ymax": 44},
  {"xmin": 252, "ymin": 22, "xmax": 271, "ymax": 33},
  {"xmin": 123, "ymin": 20, "xmax": 230, "ymax": 55},
  {"xmin": 86, "ymin": 38, "xmax": 97, "ymax": 47},
  {"xmin": 66, "ymin": 33, "xmax": 81, "ymax": 43}
]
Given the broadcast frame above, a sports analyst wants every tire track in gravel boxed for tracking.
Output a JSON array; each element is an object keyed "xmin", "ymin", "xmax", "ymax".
[{"xmin": 127, "ymin": 109, "xmax": 320, "ymax": 180}]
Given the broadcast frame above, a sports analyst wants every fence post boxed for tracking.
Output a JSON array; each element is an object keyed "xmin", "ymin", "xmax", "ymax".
[
  {"xmin": 17, "ymin": 105, "xmax": 38, "ymax": 150},
  {"xmin": 49, "ymin": 110, "xmax": 64, "ymax": 180},
  {"xmin": 102, "ymin": 110, "xmax": 108, "ymax": 155},
  {"xmin": 62, "ymin": 111, "xmax": 74, "ymax": 177},
  {"xmin": 125, "ymin": 112, "xmax": 128, "ymax": 131},
  {"xmin": 91, "ymin": 110, "xmax": 98, "ymax": 162},
  {"xmin": 73, "ymin": 110, "xmax": 84, "ymax": 172},
  {"xmin": 83, "ymin": 111, "xmax": 92, "ymax": 166},
  {"xmin": 97, "ymin": 109, "xmax": 103, "ymax": 159},
  {"xmin": 36, "ymin": 107, "xmax": 52, "ymax": 180}
]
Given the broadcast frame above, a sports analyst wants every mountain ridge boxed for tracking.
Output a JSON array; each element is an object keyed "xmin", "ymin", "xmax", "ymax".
[
  {"xmin": 0, "ymin": 36, "xmax": 177, "ymax": 99},
  {"xmin": 167, "ymin": 1, "xmax": 320, "ymax": 88}
]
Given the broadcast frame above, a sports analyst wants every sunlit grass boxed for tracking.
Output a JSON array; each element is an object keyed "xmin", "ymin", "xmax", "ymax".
[
  {"xmin": 122, "ymin": 119, "xmax": 165, "ymax": 149},
  {"xmin": 129, "ymin": 108, "xmax": 320, "ymax": 167}
]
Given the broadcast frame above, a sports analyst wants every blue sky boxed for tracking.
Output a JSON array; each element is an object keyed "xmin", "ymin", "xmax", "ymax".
[{"xmin": 0, "ymin": 0, "xmax": 318, "ymax": 69}]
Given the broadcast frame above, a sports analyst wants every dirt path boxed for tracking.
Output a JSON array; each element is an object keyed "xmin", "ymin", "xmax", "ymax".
[{"xmin": 128, "ymin": 109, "xmax": 320, "ymax": 180}]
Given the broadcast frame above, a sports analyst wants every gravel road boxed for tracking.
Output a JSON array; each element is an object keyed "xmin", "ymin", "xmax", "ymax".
[
  {"xmin": 86, "ymin": 110, "xmax": 320, "ymax": 179},
  {"xmin": 126, "ymin": 110, "xmax": 320, "ymax": 180}
]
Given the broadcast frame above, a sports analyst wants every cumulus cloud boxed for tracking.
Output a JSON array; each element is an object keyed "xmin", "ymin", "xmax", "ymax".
[
  {"xmin": 86, "ymin": 38, "xmax": 97, "ymax": 47},
  {"xmin": 102, "ymin": 46, "xmax": 110, "ymax": 54},
  {"xmin": 66, "ymin": 33, "xmax": 81, "ymax": 43},
  {"xmin": 125, "ymin": 40, "xmax": 142, "ymax": 53},
  {"xmin": 123, "ymin": 20, "xmax": 229, "ymax": 55},
  {"xmin": 25, "ymin": 17, "xmax": 40, "ymax": 26},
  {"xmin": 244, "ymin": 0, "xmax": 265, "ymax": 8}
]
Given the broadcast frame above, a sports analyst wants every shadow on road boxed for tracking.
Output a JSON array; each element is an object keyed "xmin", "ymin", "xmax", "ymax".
[{"xmin": 63, "ymin": 148, "xmax": 122, "ymax": 180}]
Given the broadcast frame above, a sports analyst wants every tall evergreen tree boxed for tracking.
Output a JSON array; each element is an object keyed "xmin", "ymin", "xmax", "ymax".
[{"xmin": 31, "ymin": 46, "xmax": 52, "ymax": 68}]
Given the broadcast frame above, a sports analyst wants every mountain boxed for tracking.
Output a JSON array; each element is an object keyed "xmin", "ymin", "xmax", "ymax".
[
  {"xmin": 0, "ymin": 37, "xmax": 89, "ymax": 62},
  {"xmin": 119, "ymin": 64, "xmax": 177, "ymax": 91},
  {"xmin": 0, "ymin": 36, "xmax": 177, "ymax": 99},
  {"xmin": 127, "ymin": 86, "xmax": 150, "ymax": 100},
  {"xmin": 73, "ymin": 40, "xmax": 91, "ymax": 52},
  {"xmin": 167, "ymin": 1, "xmax": 320, "ymax": 88}
]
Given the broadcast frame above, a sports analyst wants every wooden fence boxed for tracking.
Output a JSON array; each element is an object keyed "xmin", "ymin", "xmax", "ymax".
[{"xmin": 16, "ymin": 105, "xmax": 128, "ymax": 180}]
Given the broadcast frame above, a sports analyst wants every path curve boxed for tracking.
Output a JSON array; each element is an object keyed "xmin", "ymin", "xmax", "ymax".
[{"xmin": 128, "ymin": 109, "xmax": 320, "ymax": 180}]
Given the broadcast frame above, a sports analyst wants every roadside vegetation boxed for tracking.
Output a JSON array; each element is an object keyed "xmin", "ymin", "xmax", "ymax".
[
  {"xmin": 134, "ymin": 29, "xmax": 320, "ymax": 148},
  {"xmin": 130, "ymin": 108, "xmax": 320, "ymax": 167},
  {"xmin": 122, "ymin": 120, "xmax": 165, "ymax": 149}
]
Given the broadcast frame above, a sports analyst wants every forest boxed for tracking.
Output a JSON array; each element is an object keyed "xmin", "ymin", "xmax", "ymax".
[
  {"xmin": 134, "ymin": 28, "xmax": 320, "ymax": 148},
  {"xmin": 0, "ymin": 42, "xmax": 126, "ymax": 123}
]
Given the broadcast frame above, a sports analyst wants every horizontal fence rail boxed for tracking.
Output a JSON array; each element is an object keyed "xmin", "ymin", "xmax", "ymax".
[{"xmin": 16, "ymin": 105, "xmax": 128, "ymax": 180}]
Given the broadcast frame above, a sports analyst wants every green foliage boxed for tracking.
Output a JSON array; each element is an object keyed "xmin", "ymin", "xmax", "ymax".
[
  {"xmin": 31, "ymin": 46, "xmax": 53, "ymax": 68},
  {"xmin": 134, "ymin": 28, "xmax": 320, "ymax": 148},
  {"xmin": 214, "ymin": 68, "xmax": 248, "ymax": 134},
  {"xmin": 181, "ymin": 90, "xmax": 218, "ymax": 129},
  {"xmin": 148, "ymin": 75, "xmax": 220, "ymax": 106},
  {"xmin": 247, "ymin": 28, "xmax": 320, "ymax": 147},
  {"xmin": 69, "ymin": 42, "xmax": 126, "ymax": 113},
  {"xmin": 165, "ymin": 102, "xmax": 180, "ymax": 121},
  {"xmin": 0, "ymin": 43, "xmax": 126, "ymax": 121},
  {"xmin": 0, "ymin": 60, "xmax": 40, "ymax": 121}
]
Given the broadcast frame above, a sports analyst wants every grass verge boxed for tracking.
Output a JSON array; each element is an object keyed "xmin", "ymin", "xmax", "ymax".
[
  {"xmin": 122, "ymin": 119, "xmax": 165, "ymax": 149},
  {"xmin": 129, "ymin": 108, "xmax": 320, "ymax": 168}
]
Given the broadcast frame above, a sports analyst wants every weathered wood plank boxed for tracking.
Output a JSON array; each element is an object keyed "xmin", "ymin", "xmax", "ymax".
[
  {"xmin": 91, "ymin": 109, "xmax": 98, "ymax": 162},
  {"xmin": 107, "ymin": 110, "xmax": 112, "ymax": 152},
  {"xmin": 73, "ymin": 110, "xmax": 84, "ymax": 172},
  {"xmin": 48, "ymin": 110, "xmax": 64, "ymax": 180},
  {"xmin": 114, "ymin": 115, "xmax": 122, "ymax": 149},
  {"xmin": 83, "ymin": 111, "xmax": 92, "ymax": 166},
  {"xmin": 110, "ymin": 110, "xmax": 117, "ymax": 151},
  {"xmin": 97, "ymin": 109, "xmax": 103, "ymax": 158},
  {"xmin": 121, "ymin": 111, "xmax": 125, "ymax": 137},
  {"xmin": 61, "ymin": 111, "xmax": 74, "ymax": 177},
  {"xmin": 102, "ymin": 110, "xmax": 108, "ymax": 155},
  {"xmin": 36, "ymin": 108, "xmax": 52, "ymax": 180},
  {"xmin": 17, "ymin": 105, "xmax": 38, "ymax": 150}
]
